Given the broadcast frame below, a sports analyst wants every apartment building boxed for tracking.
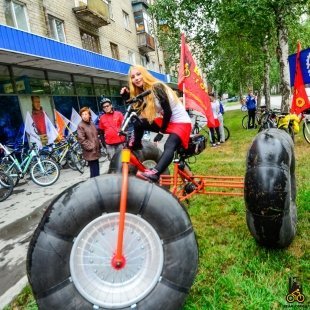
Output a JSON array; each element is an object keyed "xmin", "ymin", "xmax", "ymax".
[{"xmin": 0, "ymin": 0, "xmax": 168, "ymax": 147}]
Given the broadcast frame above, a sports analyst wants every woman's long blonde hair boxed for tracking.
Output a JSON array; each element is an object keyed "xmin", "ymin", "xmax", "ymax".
[{"xmin": 128, "ymin": 65, "xmax": 175, "ymax": 122}]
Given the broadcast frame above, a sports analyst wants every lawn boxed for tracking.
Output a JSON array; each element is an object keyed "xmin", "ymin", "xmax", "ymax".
[{"xmin": 5, "ymin": 109, "xmax": 309, "ymax": 310}]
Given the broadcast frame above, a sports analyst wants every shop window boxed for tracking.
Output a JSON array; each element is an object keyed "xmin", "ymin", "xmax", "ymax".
[
  {"xmin": 48, "ymin": 71, "xmax": 74, "ymax": 96},
  {"xmin": 53, "ymin": 96, "xmax": 79, "ymax": 121},
  {"xmin": 4, "ymin": 0, "xmax": 30, "ymax": 31},
  {"xmin": 78, "ymin": 97, "xmax": 99, "ymax": 115},
  {"xmin": 80, "ymin": 30, "xmax": 101, "ymax": 54},
  {"xmin": 0, "ymin": 96, "xmax": 23, "ymax": 148},
  {"xmin": 94, "ymin": 77, "xmax": 110, "ymax": 97},
  {"xmin": 109, "ymin": 80, "xmax": 121, "ymax": 96},
  {"xmin": 74, "ymin": 75, "xmax": 94, "ymax": 96},
  {"xmin": 110, "ymin": 42, "xmax": 120, "ymax": 60},
  {"xmin": 12, "ymin": 67, "xmax": 50, "ymax": 94},
  {"xmin": 48, "ymin": 15, "xmax": 66, "ymax": 43},
  {"xmin": 0, "ymin": 65, "xmax": 12, "ymax": 94}
]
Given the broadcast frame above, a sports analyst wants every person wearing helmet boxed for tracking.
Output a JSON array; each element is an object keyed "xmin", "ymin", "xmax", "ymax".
[{"xmin": 98, "ymin": 98, "xmax": 125, "ymax": 160}]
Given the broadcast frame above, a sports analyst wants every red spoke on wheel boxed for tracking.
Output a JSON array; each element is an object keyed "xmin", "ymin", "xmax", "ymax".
[{"xmin": 113, "ymin": 148, "xmax": 131, "ymax": 269}]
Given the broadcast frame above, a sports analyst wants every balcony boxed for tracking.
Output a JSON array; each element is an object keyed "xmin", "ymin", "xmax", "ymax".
[
  {"xmin": 131, "ymin": 0, "xmax": 149, "ymax": 7},
  {"xmin": 137, "ymin": 32, "xmax": 155, "ymax": 53},
  {"xmin": 73, "ymin": 0, "xmax": 110, "ymax": 28}
]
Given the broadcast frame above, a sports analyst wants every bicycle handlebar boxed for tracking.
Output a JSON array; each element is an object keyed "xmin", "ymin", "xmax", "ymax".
[{"xmin": 125, "ymin": 89, "xmax": 151, "ymax": 104}]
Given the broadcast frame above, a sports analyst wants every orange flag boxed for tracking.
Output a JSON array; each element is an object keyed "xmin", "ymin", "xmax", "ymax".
[
  {"xmin": 178, "ymin": 33, "xmax": 214, "ymax": 126},
  {"xmin": 55, "ymin": 110, "xmax": 70, "ymax": 140},
  {"xmin": 290, "ymin": 41, "xmax": 310, "ymax": 114}
]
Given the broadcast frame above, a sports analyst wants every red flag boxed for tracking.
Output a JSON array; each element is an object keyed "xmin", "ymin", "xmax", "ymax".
[
  {"xmin": 290, "ymin": 41, "xmax": 310, "ymax": 114},
  {"xmin": 178, "ymin": 33, "xmax": 214, "ymax": 126}
]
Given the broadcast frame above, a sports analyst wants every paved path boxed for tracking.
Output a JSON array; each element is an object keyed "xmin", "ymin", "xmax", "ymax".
[{"xmin": 0, "ymin": 161, "xmax": 110, "ymax": 308}]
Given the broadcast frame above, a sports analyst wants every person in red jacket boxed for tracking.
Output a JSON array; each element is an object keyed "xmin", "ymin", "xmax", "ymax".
[{"xmin": 98, "ymin": 98, "xmax": 125, "ymax": 160}]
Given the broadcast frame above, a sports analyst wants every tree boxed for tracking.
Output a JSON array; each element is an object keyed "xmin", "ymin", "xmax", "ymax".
[{"xmin": 150, "ymin": 0, "xmax": 310, "ymax": 111}]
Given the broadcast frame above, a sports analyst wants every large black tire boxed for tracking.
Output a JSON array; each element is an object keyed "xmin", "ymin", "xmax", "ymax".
[
  {"xmin": 27, "ymin": 175, "xmax": 198, "ymax": 309},
  {"xmin": 244, "ymin": 128, "xmax": 297, "ymax": 248},
  {"xmin": 108, "ymin": 141, "xmax": 170, "ymax": 176}
]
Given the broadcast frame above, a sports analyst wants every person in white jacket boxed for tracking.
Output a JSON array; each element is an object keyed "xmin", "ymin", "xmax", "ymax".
[{"xmin": 208, "ymin": 93, "xmax": 221, "ymax": 147}]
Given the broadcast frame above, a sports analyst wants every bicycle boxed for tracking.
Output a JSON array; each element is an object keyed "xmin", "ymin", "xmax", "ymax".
[
  {"xmin": 258, "ymin": 108, "xmax": 280, "ymax": 132},
  {"xmin": 0, "ymin": 142, "xmax": 60, "ymax": 187},
  {"xmin": 242, "ymin": 105, "xmax": 266, "ymax": 129},
  {"xmin": 27, "ymin": 90, "xmax": 202, "ymax": 309},
  {"xmin": 40, "ymin": 134, "xmax": 85, "ymax": 174},
  {"xmin": 0, "ymin": 171, "xmax": 14, "ymax": 202},
  {"xmin": 300, "ymin": 109, "xmax": 310, "ymax": 144},
  {"xmin": 190, "ymin": 113, "xmax": 230, "ymax": 142}
]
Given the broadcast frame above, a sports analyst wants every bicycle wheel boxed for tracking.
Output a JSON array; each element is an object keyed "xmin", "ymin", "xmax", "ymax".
[
  {"xmin": 100, "ymin": 145, "xmax": 109, "ymax": 162},
  {"xmin": 30, "ymin": 159, "xmax": 60, "ymax": 186},
  {"xmin": 0, "ymin": 171, "xmax": 14, "ymax": 202},
  {"xmin": 27, "ymin": 175, "xmax": 198, "ymax": 309},
  {"xmin": 0, "ymin": 158, "xmax": 20, "ymax": 187},
  {"xmin": 69, "ymin": 151, "xmax": 85, "ymax": 174},
  {"xmin": 224, "ymin": 126, "xmax": 230, "ymax": 141},
  {"xmin": 242, "ymin": 115, "xmax": 248, "ymax": 129},
  {"xmin": 302, "ymin": 119, "xmax": 310, "ymax": 144}
]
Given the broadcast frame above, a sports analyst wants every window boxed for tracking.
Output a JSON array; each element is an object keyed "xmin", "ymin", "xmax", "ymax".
[
  {"xmin": 80, "ymin": 30, "xmax": 101, "ymax": 54},
  {"xmin": 74, "ymin": 75, "xmax": 94, "ymax": 96},
  {"xmin": 123, "ymin": 10, "xmax": 130, "ymax": 29},
  {"xmin": 12, "ymin": 67, "xmax": 50, "ymax": 94},
  {"xmin": 110, "ymin": 42, "xmax": 120, "ymax": 60},
  {"xmin": 4, "ymin": 0, "xmax": 29, "ymax": 31},
  {"xmin": 0, "ymin": 65, "xmax": 12, "ymax": 94},
  {"xmin": 141, "ymin": 55, "xmax": 147, "ymax": 67},
  {"xmin": 48, "ymin": 15, "xmax": 66, "ymax": 43},
  {"xmin": 128, "ymin": 51, "xmax": 136, "ymax": 64}
]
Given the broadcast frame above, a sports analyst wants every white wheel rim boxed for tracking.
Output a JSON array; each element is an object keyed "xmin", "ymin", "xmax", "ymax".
[{"xmin": 70, "ymin": 212, "xmax": 164, "ymax": 308}]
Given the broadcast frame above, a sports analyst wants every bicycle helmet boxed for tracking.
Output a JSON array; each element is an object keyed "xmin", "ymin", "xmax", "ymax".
[{"xmin": 100, "ymin": 97, "xmax": 111, "ymax": 105}]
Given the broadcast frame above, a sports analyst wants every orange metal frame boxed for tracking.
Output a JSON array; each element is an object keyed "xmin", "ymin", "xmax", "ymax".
[
  {"xmin": 160, "ymin": 162, "xmax": 244, "ymax": 201},
  {"xmin": 115, "ymin": 149, "xmax": 244, "ymax": 262}
]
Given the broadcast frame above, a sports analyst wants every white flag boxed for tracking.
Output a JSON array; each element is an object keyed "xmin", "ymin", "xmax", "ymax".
[
  {"xmin": 90, "ymin": 108, "xmax": 98, "ymax": 124},
  {"xmin": 44, "ymin": 112, "xmax": 58, "ymax": 145},
  {"xmin": 69, "ymin": 108, "xmax": 82, "ymax": 132},
  {"xmin": 24, "ymin": 112, "xmax": 42, "ymax": 149}
]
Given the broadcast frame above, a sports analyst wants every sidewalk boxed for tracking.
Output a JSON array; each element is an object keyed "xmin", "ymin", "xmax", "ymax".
[{"xmin": 0, "ymin": 160, "xmax": 110, "ymax": 308}]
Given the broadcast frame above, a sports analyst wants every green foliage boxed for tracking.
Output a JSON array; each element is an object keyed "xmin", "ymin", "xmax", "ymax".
[
  {"xmin": 150, "ymin": 0, "xmax": 310, "ymax": 97},
  {"xmin": 5, "ymin": 110, "xmax": 309, "ymax": 309}
]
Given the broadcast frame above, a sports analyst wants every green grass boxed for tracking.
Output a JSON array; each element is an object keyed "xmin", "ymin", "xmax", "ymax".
[{"xmin": 4, "ymin": 110, "xmax": 309, "ymax": 309}]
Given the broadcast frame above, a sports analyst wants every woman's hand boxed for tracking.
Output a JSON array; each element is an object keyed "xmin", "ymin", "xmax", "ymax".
[{"xmin": 120, "ymin": 87, "xmax": 129, "ymax": 95}]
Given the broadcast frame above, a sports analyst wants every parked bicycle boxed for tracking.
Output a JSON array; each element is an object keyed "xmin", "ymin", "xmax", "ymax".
[
  {"xmin": 0, "ymin": 171, "xmax": 14, "ymax": 202},
  {"xmin": 242, "ymin": 105, "xmax": 267, "ymax": 129},
  {"xmin": 0, "ymin": 142, "xmax": 60, "ymax": 187},
  {"xmin": 39, "ymin": 134, "xmax": 85, "ymax": 173},
  {"xmin": 258, "ymin": 108, "xmax": 301, "ymax": 143},
  {"xmin": 190, "ymin": 113, "xmax": 230, "ymax": 142}
]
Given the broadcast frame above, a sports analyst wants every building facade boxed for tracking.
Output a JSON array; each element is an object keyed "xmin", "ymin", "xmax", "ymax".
[{"xmin": 0, "ymin": 0, "xmax": 168, "ymax": 148}]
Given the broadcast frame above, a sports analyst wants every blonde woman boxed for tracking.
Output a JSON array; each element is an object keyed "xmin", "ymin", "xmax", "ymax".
[{"xmin": 120, "ymin": 65, "xmax": 192, "ymax": 182}]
